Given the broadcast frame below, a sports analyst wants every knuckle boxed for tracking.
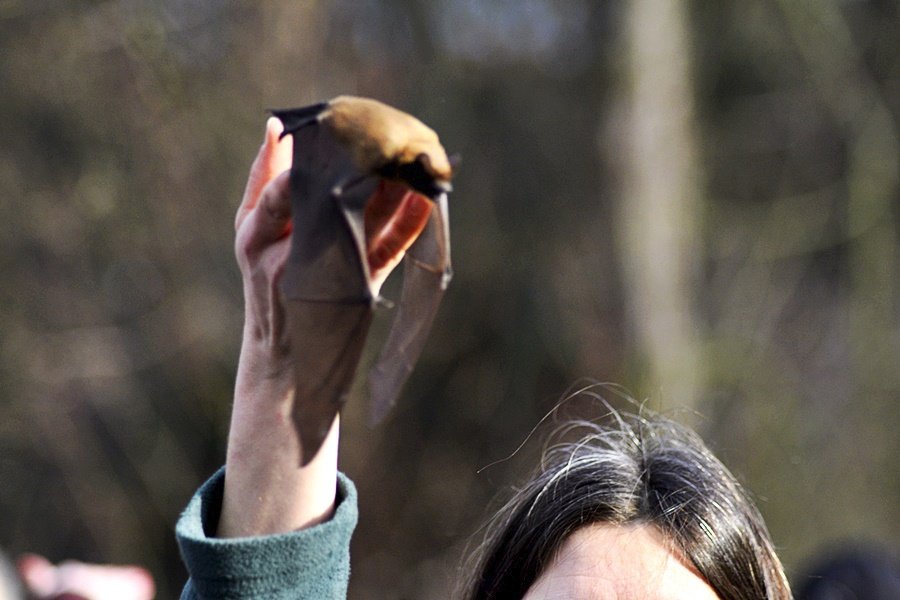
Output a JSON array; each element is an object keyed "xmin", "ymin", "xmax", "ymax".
[{"xmin": 234, "ymin": 234, "xmax": 258, "ymax": 269}]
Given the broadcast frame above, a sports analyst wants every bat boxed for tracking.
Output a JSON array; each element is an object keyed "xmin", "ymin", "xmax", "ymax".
[{"xmin": 271, "ymin": 96, "xmax": 454, "ymax": 465}]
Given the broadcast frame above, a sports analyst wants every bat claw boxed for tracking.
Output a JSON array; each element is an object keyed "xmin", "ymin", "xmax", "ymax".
[{"xmin": 375, "ymin": 296, "xmax": 395, "ymax": 310}]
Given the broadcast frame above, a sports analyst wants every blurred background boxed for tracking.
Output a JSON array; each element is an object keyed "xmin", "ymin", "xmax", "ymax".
[{"xmin": 0, "ymin": 0, "xmax": 897, "ymax": 597}]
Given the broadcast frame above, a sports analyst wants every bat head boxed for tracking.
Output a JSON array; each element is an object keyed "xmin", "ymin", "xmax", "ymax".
[
  {"xmin": 324, "ymin": 96, "xmax": 456, "ymax": 195},
  {"xmin": 378, "ymin": 153, "xmax": 453, "ymax": 201}
]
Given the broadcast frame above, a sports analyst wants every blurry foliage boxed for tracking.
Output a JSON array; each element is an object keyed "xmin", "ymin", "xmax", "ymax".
[{"xmin": 0, "ymin": 0, "xmax": 897, "ymax": 598}]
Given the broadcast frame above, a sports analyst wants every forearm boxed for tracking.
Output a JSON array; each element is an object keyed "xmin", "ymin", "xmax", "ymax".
[{"xmin": 217, "ymin": 334, "xmax": 339, "ymax": 538}]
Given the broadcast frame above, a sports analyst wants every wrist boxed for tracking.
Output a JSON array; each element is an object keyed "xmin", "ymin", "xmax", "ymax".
[{"xmin": 234, "ymin": 332, "xmax": 294, "ymax": 401}]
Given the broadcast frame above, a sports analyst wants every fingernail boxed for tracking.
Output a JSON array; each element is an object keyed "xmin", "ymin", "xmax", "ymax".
[{"xmin": 266, "ymin": 117, "xmax": 284, "ymax": 144}]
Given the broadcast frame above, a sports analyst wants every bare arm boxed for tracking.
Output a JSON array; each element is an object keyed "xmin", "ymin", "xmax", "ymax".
[{"xmin": 217, "ymin": 118, "xmax": 338, "ymax": 537}]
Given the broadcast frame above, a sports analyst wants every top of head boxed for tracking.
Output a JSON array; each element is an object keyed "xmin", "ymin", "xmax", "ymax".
[{"xmin": 322, "ymin": 96, "xmax": 454, "ymax": 183}]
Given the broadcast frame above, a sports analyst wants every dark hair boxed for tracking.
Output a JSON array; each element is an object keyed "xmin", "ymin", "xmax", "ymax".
[{"xmin": 460, "ymin": 408, "xmax": 791, "ymax": 599}]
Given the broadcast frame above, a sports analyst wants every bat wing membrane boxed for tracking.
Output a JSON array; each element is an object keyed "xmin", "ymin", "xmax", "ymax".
[
  {"xmin": 368, "ymin": 192, "xmax": 452, "ymax": 425},
  {"xmin": 279, "ymin": 120, "xmax": 377, "ymax": 464}
]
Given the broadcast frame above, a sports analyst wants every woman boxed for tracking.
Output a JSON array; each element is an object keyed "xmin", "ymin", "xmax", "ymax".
[
  {"xmin": 176, "ymin": 119, "xmax": 791, "ymax": 599},
  {"xmin": 460, "ymin": 412, "xmax": 791, "ymax": 599}
]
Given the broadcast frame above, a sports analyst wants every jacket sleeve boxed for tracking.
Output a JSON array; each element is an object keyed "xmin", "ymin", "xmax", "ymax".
[{"xmin": 176, "ymin": 468, "xmax": 358, "ymax": 600}]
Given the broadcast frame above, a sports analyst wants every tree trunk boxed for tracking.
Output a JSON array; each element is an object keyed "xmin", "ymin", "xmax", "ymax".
[{"xmin": 618, "ymin": 0, "xmax": 703, "ymax": 418}]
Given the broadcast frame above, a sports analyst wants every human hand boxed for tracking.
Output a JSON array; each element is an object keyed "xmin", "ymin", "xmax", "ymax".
[
  {"xmin": 17, "ymin": 553, "xmax": 154, "ymax": 600},
  {"xmin": 233, "ymin": 117, "xmax": 295, "ymax": 389}
]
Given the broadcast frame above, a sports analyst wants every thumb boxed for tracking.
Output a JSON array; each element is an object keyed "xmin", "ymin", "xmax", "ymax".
[{"xmin": 17, "ymin": 553, "xmax": 57, "ymax": 597}]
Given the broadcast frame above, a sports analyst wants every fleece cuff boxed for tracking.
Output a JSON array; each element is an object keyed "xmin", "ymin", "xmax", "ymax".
[{"xmin": 176, "ymin": 467, "xmax": 357, "ymax": 600}]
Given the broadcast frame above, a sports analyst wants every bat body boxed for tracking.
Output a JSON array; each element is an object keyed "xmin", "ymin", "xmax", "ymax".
[{"xmin": 271, "ymin": 96, "xmax": 453, "ymax": 464}]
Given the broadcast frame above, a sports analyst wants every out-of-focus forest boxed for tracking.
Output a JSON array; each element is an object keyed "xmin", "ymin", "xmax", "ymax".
[{"xmin": 0, "ymin": 0, "xmax": 897, "ymax": 597}]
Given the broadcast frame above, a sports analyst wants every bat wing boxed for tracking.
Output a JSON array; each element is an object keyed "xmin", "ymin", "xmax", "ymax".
[
  {"xmin": 273, "ymin": 101, "xmax": 454, "ymax": 462},
  {"xmin": 368, "ymin": 192, "xmax": 452, "ymax": 425},
  {"xmin": 277, "ymin": 113, "xmax": 377, "ymax": 465},
  {"xmin": 271, "ymin": 103, "xmax": 329, "ymax": 137}
]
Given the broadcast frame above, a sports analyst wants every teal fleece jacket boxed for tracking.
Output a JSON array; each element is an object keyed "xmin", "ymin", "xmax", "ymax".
[{"xmin": 176, "ymin": 468, "xmax": 358, "ymax": 599}]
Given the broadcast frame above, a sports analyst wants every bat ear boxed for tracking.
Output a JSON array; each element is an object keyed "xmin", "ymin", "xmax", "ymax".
[
  {"xmin": 270, "ymin": 102, "xmax": 329, "ymax": 138},
  {"xmin": 417, "ymin": 153, "xmax": 454, "ymax": 194},
  {"xmin": 421, "ymin": 152, "xmax": 459, "ymax": 183}
]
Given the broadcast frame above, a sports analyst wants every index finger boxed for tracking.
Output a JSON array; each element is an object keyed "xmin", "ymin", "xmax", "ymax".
[{"xmin": 236, "ymin": 117, "xmax": 293, "ymax": 231}]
